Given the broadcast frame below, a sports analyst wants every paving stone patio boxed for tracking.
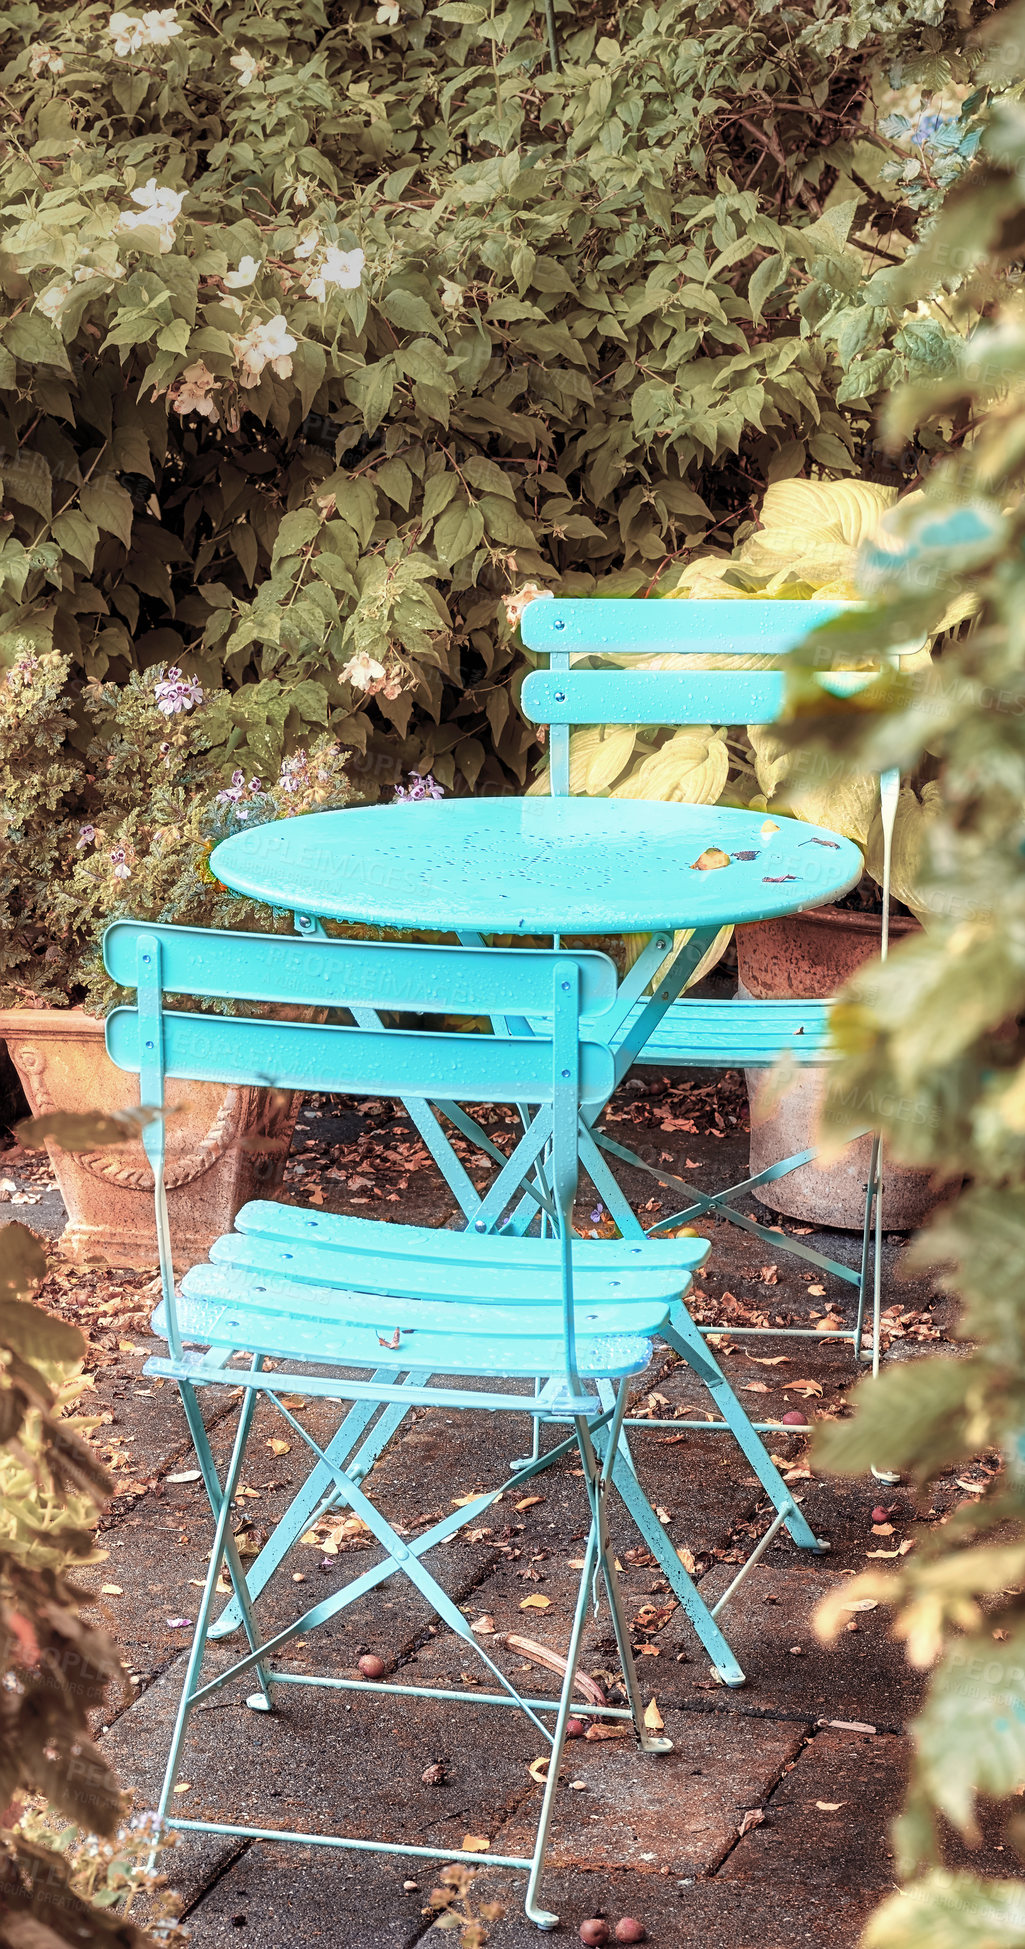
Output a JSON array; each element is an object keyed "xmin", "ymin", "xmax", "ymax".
[{"xmin": 2, "ymin": 1065, "xmax": 1004, "ymax": 1945}]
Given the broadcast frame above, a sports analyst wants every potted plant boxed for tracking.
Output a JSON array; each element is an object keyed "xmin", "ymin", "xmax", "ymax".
[{"xmin": 0, "ymin": 649, "xmax": 360, "ymax": 1267}]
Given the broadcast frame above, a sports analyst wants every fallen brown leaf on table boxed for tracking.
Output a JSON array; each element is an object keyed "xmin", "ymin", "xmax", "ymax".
[
  {"xmin": 738, "ymin": 1808, "xmax": 765, "ymax": 1836},
  {"xmin": 584, "ymin": 1722, "xmax": 630, "ymax": 1741},
  {"xmin": 461, "ymin": 1835, "xmax": 490, "ymax": 1853}
]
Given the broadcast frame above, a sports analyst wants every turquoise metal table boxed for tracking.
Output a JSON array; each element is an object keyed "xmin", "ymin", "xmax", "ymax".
[
  {"xmin": 207, "ymin": 797, "xmax": 862, "ymax": 1681},
  {"xmin": 210, "ymin": 795, "xmax": 862, "ymax": 1249},
  {"xmin": 210, "ymin": 797, "xmax": 863, "ymax": 937}
]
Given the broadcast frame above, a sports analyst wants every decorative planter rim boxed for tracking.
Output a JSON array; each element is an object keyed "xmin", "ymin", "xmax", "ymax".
[
  {"xmin": 745, "ymin": 903, "xmax": 919, "ymax": 937},
  {"xmin": 0, "ymin": 1006, "xmax": 105, "ymax": 1041}
]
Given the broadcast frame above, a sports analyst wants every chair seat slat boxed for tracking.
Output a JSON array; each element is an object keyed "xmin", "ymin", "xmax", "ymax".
[
  {"xmin": 232, "ymin": 1200, "xmax": 709, "ymax": 1273},
  {"xmin": 179, "ymin": 1259, "xmax": 672, "ymax": 1338},
  {"xmin": 210, "ymin": 1231, "xmax": 696, "ymax": 1307},
  {"xmin": 159, "ymin": 1284, "xmax": 655, "ymax": 1381}
]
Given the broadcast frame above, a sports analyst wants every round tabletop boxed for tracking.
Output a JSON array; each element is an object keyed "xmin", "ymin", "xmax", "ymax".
[{"xmin": 210, "ymin": 799, "xmax": 862, "ymax": 936}]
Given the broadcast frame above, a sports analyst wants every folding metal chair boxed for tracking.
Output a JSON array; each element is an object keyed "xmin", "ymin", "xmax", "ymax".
[
  {"xmin": 103, "ymin": 918, "xmax": 805, "ymax": 1927},
  {"xmin": 520, "ymin": 597, "xmax": 904, "ymax": 1391}
]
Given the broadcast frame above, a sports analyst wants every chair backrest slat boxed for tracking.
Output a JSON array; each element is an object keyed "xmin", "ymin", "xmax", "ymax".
[
  {"xmin": 523, "ymin": 667, "xmax": 787, "ymax": 727},
  {"xmin": 105, "ymin": 1005, "xmax": 616, "ymax": 1109},
  {"xmin": 104, "ymin": 921, "xmax": 617, "ymax": 1017},
  {"xmin": 521, "ymin": 596, "xmax": 854, "ymax": 658}
]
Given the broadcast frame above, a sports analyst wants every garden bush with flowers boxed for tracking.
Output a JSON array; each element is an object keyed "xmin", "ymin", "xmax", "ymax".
[{"xmin": 0, "ymin": 0, "xmax": 1000, "ymax": 1004}]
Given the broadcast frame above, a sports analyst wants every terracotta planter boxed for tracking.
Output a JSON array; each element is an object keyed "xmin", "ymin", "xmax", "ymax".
[
  {"xmin": 0, "ymin": 1008, "xmax": 300, "ymax": 1270},
  {"xmin": 735, "ymin": 905, "xmax": 938, "ymax": 1231}
]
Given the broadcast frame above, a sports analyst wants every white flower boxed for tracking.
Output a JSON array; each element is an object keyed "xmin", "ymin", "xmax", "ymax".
[
  {"xmin": 376, "ymin": 0, "xmax": 401, "ymax": 21},
  {"xmin": 118, "ymin": 179, "xmax": 185, "ymax": 253},
  {"xmin": 36, "ymin": 280, "xmax": 71, "ymax": 320},
  {"xmin": 172, "ymin": 361, "xmax": 219, "ymax": 422},
  {"xmin": 340, "ymin": 651, "xmax": 386, "ymax": 690},
  {"xmin": 28, "ymin": 43, "xmax": 65, "ymax": 77},
  {"xmin": 108, "ymin": 8, "xmax": 181, "ymax": 54},
  {"xmin": 229, "ymin": 48, "xmax": 260, "ymax": 86},
  {"xmin": 439, "ymin": 278, "xmax": 462, "ymax": 312},
  {"xmin": 304, "ymin": 246, "xmax": 364, "ymax": 301},
  {"xmin": 108, "ymin": 11, "xmax": 147, "ymax": 54},
  {"xmin": 224, "ymin": 254, "xmax": 261, "ymax": 290},
  {"xmin": 142, "ymin": 8, "xmax": 182, "ymax": 46},
  {"xmin": 293, "ymin": 228, "xmax": 321, "ymax": 261},
  {"xmin": 232, "ymin": 314, "xmax": 297, "ymax": 387}
]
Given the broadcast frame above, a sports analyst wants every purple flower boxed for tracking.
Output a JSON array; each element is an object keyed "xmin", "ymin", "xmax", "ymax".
[
  {"xmin": 278, "ymin": 749, "xmax": 308, "ymax": 792},
  {"xmin": 394, "ymin": 770, "xmax": 444, "ymax": 802},
  {"xmin": 217, "ymin": 770, "xmax": 268, "ymax": 818},
  {"xmin": 589, "ymin": 1201, "xmax": 605, "ymax": 1225},
  {"xmin": 77, "ymin": 824, "xmax": 96, "ymax": 849},
  {"xmin": 110, "ymin": 847, "xmax": 131, "ymax": 881},
  {"xmin": 217, "ymin": 768, "xmax": 247, "ymax": 805},
  {"xmin": 154, "ymin": 665, "xmax": 204, "ymax": 715}
]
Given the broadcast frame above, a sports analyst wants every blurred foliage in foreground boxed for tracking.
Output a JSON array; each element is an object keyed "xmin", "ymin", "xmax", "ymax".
[
  {"xmin": 781, "ymin": 8, "xmax": 1025, "ymax": 1941},
  {"xmin": 0, "ymin": 1210, "xmax": 180, "ymax": 1947}
]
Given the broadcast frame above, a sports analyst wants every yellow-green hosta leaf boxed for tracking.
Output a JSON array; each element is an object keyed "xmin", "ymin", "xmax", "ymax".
[
  {"xmin": 610, "ymin": 727, "xmax": 728, "ymax": 804},
  {"xmin": 525, "ymin": 724, "xmax": 638, "ymax": 798},
  {"xmin": 662, "ymin": 556, "xmax": 753, "ymax": 598},
  {"xmin": 621, "ymin": 923, "xmax": 733, "ymax": 989},
  {"xmin": 737, "ymin": 478, "xmax": 900, "ymax": 589},
  {"xmin": 863, "ymin": 1873, "xmax": 1025, "ymax": 1949},
  {"xmin": 748, "ymin": 724, "xmax": 879, "ymax": 844},
  {"xmin": 582, "ymin": 725, "xmax": 637, "ymax": 794}
]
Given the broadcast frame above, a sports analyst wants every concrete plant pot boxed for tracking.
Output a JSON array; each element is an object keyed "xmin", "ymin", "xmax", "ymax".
[
  {"xmin": 0, "ymin": 1007, "xmax": 300, "ymax": 1269},
  {"xmin": 734, "ymin": 905, "xmax": 938, "ymax": 1231}
]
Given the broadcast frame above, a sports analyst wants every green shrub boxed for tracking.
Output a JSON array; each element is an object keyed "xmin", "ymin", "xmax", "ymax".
[{"xmin": 0, "ymin": 0, "xmax": 985, "ymax": 806}]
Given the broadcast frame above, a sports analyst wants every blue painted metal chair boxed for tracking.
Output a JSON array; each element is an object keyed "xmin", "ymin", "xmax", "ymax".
[
  {"xmin": 103, "ymin": 918, "xmax": 784, "ymax": 1927},
  {"xmin": 519, "ymin": 597, "xmax": 903, "ymax": 1389}
]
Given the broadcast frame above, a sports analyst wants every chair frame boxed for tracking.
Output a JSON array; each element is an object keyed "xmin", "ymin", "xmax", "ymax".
[
  {"xmin": 106, "ymin": 921, "xmax": 824, "ymax": 1926},
  {"xmin": 519, "ymin": 596, "xmax": 902, "ymax": 1399}
]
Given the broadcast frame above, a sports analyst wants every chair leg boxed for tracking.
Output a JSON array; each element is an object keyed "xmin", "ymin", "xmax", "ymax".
[
  {"xmin": 525, "ymin": 1391, "xmax": 670, "ymax": 1931},
  {"xmin": 576, "ymin": 1408, "xmax": 675, "ymax": 1749},
  {"xmin": 663, "ymin": 1306, "xmax": 827, "ymax": 1554},
  {"xmin": 601, "ymin": 1431, "xmax": 745, "ymax": 1686},
  {"xmin": 153, "ymin": 1380, "xmax": 268, "ymax": 1851},
  {"xmin": 853, "ymin": 1135, "xmax": 880, "ymax": 1366},
  {"xmin": 175, "ymin": 1377, "xmax": 276, "ymax": 1697},
  {"xmin": 523, "ymin": 1510, "xmax": 598, "ymax": 1931}
]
